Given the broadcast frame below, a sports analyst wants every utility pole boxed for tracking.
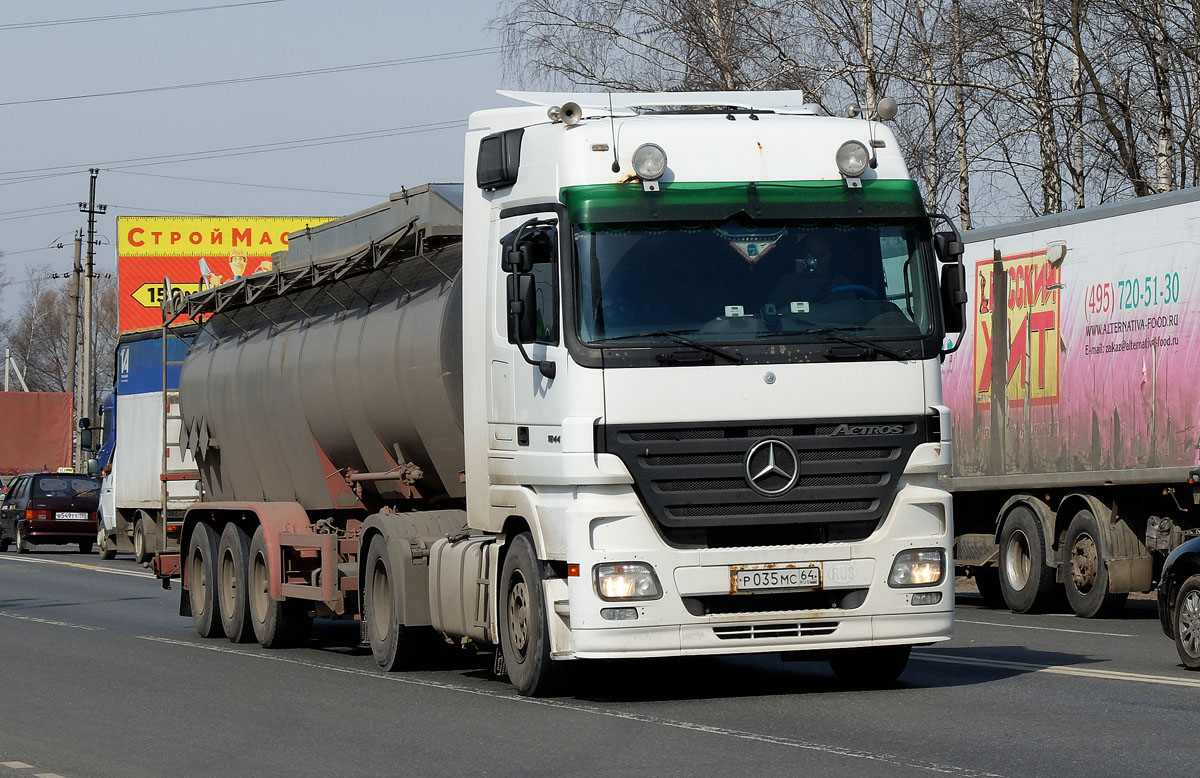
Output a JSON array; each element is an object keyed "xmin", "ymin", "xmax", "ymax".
[
  {"xmin": 79, "ymin": 168, "xmax": 106, "ymax": 433},
  {"xmin": 67, "ymin": 230, "xmax": 83, "ymax": 468}
]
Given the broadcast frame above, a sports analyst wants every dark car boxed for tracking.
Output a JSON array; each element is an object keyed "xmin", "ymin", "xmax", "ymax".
[
  {"xmin": 0, "ymin": 472, "xmax": 101, "ymax": 554},
  {"xmin": 1158, "ymin": 535, "xmax": 1200, "ymax": 670}
]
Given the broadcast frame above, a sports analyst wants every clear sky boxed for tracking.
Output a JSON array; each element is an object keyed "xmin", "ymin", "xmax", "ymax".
[{"xmin": 0, "ymin": 0, "xmax": 515, "ymax": 309}]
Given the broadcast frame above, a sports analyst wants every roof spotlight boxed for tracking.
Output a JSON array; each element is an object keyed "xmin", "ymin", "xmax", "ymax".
[
  {"xmin": 836, "ymin": 140, "xmax": 870, "ymax": 183},
  {"xmin": 632, "ymin": 143, "xmax": 668, "ymax": 191}
]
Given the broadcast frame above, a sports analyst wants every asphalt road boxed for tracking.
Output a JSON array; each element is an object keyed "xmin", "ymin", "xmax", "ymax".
[{"xmin": 1, "ymin": 547, "xmax": 1195, "ymax": 778}]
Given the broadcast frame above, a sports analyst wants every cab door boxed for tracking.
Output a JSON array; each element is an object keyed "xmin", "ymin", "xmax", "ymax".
[{"xmin": 495, "ymin": 209, "xmax": 575, "ymax": 480}]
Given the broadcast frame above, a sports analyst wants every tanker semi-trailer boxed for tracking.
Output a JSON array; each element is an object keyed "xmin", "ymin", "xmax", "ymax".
[
  {"xmin": 155, "ymin": 90, "xmax": 968, "ymax": 695},
  {"xmin": 943, "ymin": 186, "xmax": 1200, "ymax": 618}
]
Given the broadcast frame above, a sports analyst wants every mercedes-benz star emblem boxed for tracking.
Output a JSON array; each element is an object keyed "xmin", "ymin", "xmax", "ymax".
[{"xmin": 744, "ymin": 439, "xmax": 800, "ymax": 496}]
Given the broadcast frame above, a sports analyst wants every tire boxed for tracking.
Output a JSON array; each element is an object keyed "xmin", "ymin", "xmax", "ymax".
[
  {"xmin": 364, "ymin": 538, "xmax": 414, "ymax": 671},
  {"xmin": 98, "ymin": 528, "xmax": 115, "ymax": 560},
  {"xmin": 217, "ymin": 523, "xmax": 256, "ymax": 643},
  {"xmin": 1174, "ymin": 574, "xmax": 1200, "ymax": 670},
  {"xmin": 247, "ymin": 526, "xmax": 311, "ymax": 648},
  {"xmin": 133, "ymin": 518, "xmax": 150, "ymax": 564},
  {"xmin": 998, "ymin": 506, "xmax": 1058, "ymax": 614},
  {"xmin": 16, "ymin": 524, "xmax": 32, "ymax": 554},
  {"xmin": 1063, "ymin": 509, "xmax": 1128, "ymax": 618},
  {"xmin": 973, "ymin": 567, "xmax": 1004, "ymax": 608},
  {"xmin": 78, "ymin": 540, "xmax": 93, "ymax": 554},
  {"xmin": 186, "ymin": 522, "xmax": 225, "ymax": 639},
  {"xmin": 828, "ymin": 645, "xmax": 911, "ymax": 686},
  {"xmin": 499, "ymin": 533, "xmax": 560, "ymax": 696}
]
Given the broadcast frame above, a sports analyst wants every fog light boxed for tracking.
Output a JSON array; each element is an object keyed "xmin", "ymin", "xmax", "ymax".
[
  {"xmin": 631, "ymin": 143, "xmax": 668, "ymax": 181},
  {"xmin": 601, "ymin": 607, "xmax": 639, "ymax": 621},
  {"xmin": 911, "ymin": 592, "xmax": 942, "ymax": 606},
  {"xmin": 836, "ymin": 140, "xmax": 870, "ymax": 177},
  {"xmin": 888, "ymin": 548, "xmax": 944, "ymax": 587},
  {"xmin": 594, "ymin": 562, "xmax": 662, "ymax": 601}
]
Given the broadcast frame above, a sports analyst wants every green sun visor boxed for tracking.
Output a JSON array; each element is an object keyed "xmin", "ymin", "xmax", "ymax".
[{"xmin": 562, "ymin": 179, "xmax": 927, "ymax": 227}]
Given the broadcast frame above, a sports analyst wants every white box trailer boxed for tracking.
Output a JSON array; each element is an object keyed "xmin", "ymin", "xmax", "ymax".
[{"xmin": 943, "ymin": 187, "xmax": 1200, "ymax": 616}]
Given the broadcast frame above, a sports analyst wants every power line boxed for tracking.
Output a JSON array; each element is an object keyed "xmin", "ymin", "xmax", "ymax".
[
  {"xmin": 107, "ymin": 170, "xmax": 385, "ymax": 198},
  {"xmin": 1, "ymin": 244, "xmax": 69, "ymax": 258},
  {"xmin": 0, "ymin": 119, "xmax": 463, "ymax": 178},
  {"xmin": 0, "ymin": 47, "xmax": 502, "ymax": 107},
  {"xmin": 0, "ymin": 207, "xmax": 79, "ymax": 223},
  {"xmin": 0, "ymin": 1, "xmax": 288, "ymax": 32},
  {"xmin": 0, "ymin": 171, "xmax": 80, "ymax": 189},
  {"xmin": 0, "ymin": 202, "xmax": 75, "ymax": 216}
]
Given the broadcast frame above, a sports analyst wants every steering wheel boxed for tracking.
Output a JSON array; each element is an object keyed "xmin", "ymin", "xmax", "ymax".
[{"xmin": 829, "ymin": 283, "xmax": 881, "ymax": 300}]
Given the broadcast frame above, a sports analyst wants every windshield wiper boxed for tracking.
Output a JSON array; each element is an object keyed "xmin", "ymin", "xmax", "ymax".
[
  {"xmin": 593, "ymin": 330, "xmax": 744, "ymax": 364},
  {"xmin": 762, "ymin": 326, "xmax": 915, "ymax": 361}
]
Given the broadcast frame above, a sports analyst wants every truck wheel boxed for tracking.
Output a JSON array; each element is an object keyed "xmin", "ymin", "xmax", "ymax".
[
  {"xmin": 1174, "ymin": 574, "xmax": 1200, "ymax": 670},
  {"xmin": 1063, "ymin": 509, "xmax": 1128, "ymax": 618},
  {"xmin": 998, "ymin": 506, "xmax": 1058, "ymax": 614},
  {"xmin": 186, "ymin": 522, "xmax": 225, "ymax": 639},
  {"xmin": 16, "ymin": 524, "xmax": 32, "ymax": 554},
  {"xmin": 828, "ymin": 645, "xmax": 911, "ymax": 685},
  {"xmin": 217, "ymin": 523, "xmax": 255, "ymax": 643},
  {"xmin": 246, "ymin": 526, "xmax": 310, "ymax": 648},
  {"xmin": 78, "ymin": 540, "xmax": 93, "ymax": 554},
  {"xmin": 499, "ymin": 533, "xmax": 560, "ymax": 696},
  {"xmin": 363, "ymin": 538, "xmax": 414, "ymax": 671},
  {"xmin": 973, "ymin": 568, "xmax": 1004, "ymax": 607},
  {"xmin": 134, "ymin": 519, "xmax": 150, "ymax": 564},
  {"xmin": 98, "ymin": 528, "xmax": 116, "ymax": 560}
]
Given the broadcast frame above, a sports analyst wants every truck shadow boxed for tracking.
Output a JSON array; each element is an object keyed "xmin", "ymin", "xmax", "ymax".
[
  {"xmin": 547, "ymin": 644, "xmax": 1105, "ymax": 703},
  {"xmin": 0, "ymin": 595, "xmax": 158, "ymax": 610},
  {"xmin": 956, "ymin": 591, "xmax": 1160, "ymax": 620}
]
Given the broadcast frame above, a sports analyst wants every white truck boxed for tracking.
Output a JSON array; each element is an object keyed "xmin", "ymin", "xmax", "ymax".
[
  {"xmin": 944, "ymin": 187, "xmax": 1200, "ymax": 617},
  {"xmin": 155, "ymin": 90, "xmax": 967, "ymax": 695},
  {"xmin": 95, "ymin": 330, "xmax": 198, "ymax": 561}
]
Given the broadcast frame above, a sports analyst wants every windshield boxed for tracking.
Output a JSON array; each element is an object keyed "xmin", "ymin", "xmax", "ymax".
[
  {"xmin": 33, "ymin": 475, "xmax": 101, "ymax": 498},
  {"xmin": 574, "ymin": 218, "xmax": 934, "ymax": 345}
]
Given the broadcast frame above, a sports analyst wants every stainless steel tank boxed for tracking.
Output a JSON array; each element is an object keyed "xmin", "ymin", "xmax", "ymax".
[{"xmin": 178, "ymin": 187, "xmax": 465, "ymax": 511}]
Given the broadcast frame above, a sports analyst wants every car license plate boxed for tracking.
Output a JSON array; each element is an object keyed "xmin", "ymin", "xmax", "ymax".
[
  {"xmin": 56, "ymin": 512, "xmax": 88, "ymax": 521},
  {"xmin": 731, "ymin": 563, "xmax": 821, "ymax": 593}
]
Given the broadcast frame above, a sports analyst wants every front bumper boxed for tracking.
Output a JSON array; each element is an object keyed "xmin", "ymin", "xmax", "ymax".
[{"xmin": 544, "ymin": 477, "xmax": 954, "ymax": 659}]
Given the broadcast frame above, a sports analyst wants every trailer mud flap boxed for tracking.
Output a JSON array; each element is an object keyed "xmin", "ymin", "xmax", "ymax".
[{"xmin": 1106, "ymin": 555, "xmax": 1153, "ymax": 593}]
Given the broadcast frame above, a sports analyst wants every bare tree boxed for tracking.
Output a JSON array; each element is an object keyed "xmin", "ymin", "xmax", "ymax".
[{"xmin": 0, "ymin": 267, "xmax": 116, "ymax": 402}]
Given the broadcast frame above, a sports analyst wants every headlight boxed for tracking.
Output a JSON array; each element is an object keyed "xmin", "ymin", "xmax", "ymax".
[
  {"xmin": 888, "ymin": 548, "xmax": 944, "ymax": 587},
  {"xmin": 594, "ymin": 562, "xmax": 662, "ymax": 601},
  {"xmin": 836, "ymin": 140, "xmax": 870, "ymax": 177},
  {"xmin": 631, "ymin": 143, "xmax": 668, "ymax": 181}
]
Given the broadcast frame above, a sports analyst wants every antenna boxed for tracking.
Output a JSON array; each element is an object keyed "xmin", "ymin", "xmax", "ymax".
[{"xmin": 609, "ymin": 92, "xmax": 620, "ymax": 173}]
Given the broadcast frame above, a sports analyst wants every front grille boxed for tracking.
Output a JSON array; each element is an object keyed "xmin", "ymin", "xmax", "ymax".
[
  {"xmin": 713, "ymin": 621, "xmax": 840, "ymax": 640},
  {"xmin": 598, "ymin": 416, "xmax": 927, "ymax": 547},
  {"xmin": 686, "ymin": 589, "xmax": 868, "ymax": 615}
]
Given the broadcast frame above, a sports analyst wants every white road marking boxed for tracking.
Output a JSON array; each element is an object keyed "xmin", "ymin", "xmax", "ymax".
[
  {"xmin": 0, "ymin": 555, "xmax": 153, "ymax": 579},
  {"xmin": 0, "ymin": 763, "xmax": 32, "ymax": 769},
  {"xmin": 34, "ymin": 773, "xmax": 66, "ymax": 778},
  {"xmin": 138, "ymin": 635, "xmax": 1005, "ymax": 778},
  {"xmin": 955, "ymin": 618, "xmax": 1135, "ymax": 638},
  {"xmin": 913, "ymin": 652, "xmax": 1200, "ymax": 688},
  {"xmin": 0, "ymin": 611, "xmax": 102, "ymax": 631}
]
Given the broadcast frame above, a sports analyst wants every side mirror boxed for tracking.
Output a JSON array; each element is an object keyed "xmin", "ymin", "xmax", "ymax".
[
  {"xmin": 87, "ymin": 458, "xmax": 99, "ymax": 478},
  {"xmin": 940, "ymin": 262, "xmax": 968, "ymax": 334},
  {"xmin": 502, "ymin": 229, "xmax": 554, "ymax": 273},
  {"xmin": 933, "ymin": 231, "xmax": 964, "ymax": 263},
  {"xmin": 80, "ymin": 428, "xmax": 94, "ymax": 452},
  {"xmin": 506, "ymin": 274, "xmax": 538, "ymax": 344}
]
